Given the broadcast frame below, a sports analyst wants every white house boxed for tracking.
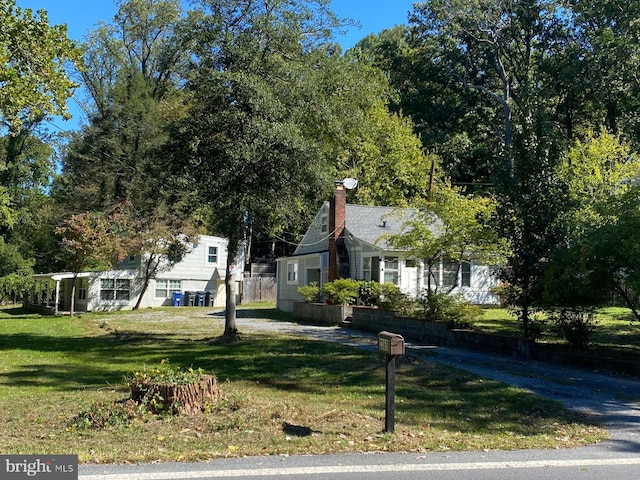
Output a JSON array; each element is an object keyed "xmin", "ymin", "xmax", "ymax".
[
  {"xmin": 27, "ymin": 235, "xmax": 240, "ymax": 314},
  {"xmin": 276, "ymin": 181, "xmax": 499, "ymax": 312}
]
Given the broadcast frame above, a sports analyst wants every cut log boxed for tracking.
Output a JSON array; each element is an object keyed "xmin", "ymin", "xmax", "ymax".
[{"xmin": 130, "ymin": 375, "xmax": 218, "ymax": 415}]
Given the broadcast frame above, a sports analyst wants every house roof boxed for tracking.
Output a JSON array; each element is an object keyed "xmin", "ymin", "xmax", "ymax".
[
  {"xmin": 344, "ymin": 204, "xmax": 416, "ymax": 249},
  {"xmin": 292, "ymin": 203, "xmax": 438, "ymax": 256}
]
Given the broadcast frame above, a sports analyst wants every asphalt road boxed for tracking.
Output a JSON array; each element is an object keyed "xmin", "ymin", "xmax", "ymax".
[{"xmin": 78, "ymin": 315, "xmax": 640, "ymax": 480}]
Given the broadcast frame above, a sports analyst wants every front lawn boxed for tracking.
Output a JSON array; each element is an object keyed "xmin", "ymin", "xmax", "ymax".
[
  {"xmin": 0, "ymin": 305, "xmax": 605, "ymax": 463},
  {"xmin": 476, "ymin": 306, "xmax": 640, "ymax": 361}
]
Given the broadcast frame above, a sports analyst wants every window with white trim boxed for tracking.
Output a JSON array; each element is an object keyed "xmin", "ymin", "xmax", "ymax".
[
  {"xmin": 461, "ymin": 262, "xmax": 471, "ymax": 287},
  {"xmin": 207, "ymin": 246, "xmax": 218, "ymax": 265},
  {"xmin": 320, "ymin": 214, "xmax": 328, "ymax": 233},
  {"xmin": 77, "ymin": 279, "xmax": 87, "ymax": 301},
  {"xmin": 100, "ymin": 278, "xmax": 131, "ymax": 301},
  {"xmin": 442, "ymin": 259, "xmax": 458, "ymax": 288},
  {"xmin": 363, "ymin": 257, "xmax": 372, "ymax": 281},
  {"xmin": 287, "ymin": 260, "xmax": 299, "ymax": 284},
  {"xmin": 155, "ymin": 279, "xmax": 181, "ymax": 298},
  {"xmin": 441, "ymin": 259, "xmax": 471, "ymax": 288},
  {"xmin": 383, "ymin": 257, "xmax": 399, "ymax": 284}
]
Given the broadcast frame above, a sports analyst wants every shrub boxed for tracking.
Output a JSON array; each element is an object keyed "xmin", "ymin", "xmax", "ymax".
[
  {"xmin": 323, "ymin": 278, "xmax": 360, "ymax": 305},
  {"xmin": 418, "ymin": 291, "xmax": 481, "ymax": 329},
  {"xmin": 357, "ymin": 281, "xmax": 381, "ymax": 306},
  {"xmin": 297, "ymin": 282, "xmax": 322, "ymax": 303},
  {"xmin": 548, "ymin": 308, "xmax": 597, "ymax": 348},
  {"xmin": 357, "ymin": 281, "xmax": 407, "ymax": 311},
  {"xmin": 378, "ymin": 283, "xmax": 406, "ymax": 311}
]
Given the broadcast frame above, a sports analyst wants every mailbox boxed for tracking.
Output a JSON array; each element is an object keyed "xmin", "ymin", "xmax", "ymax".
[{"xmin": 377, "ymin": 331, "xmax": 405, "ymax": 356}]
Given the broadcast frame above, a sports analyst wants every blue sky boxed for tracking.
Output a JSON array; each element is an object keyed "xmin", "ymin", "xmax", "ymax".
[
  {"xmin": 14, "ymin": 0, "xmax": 417, "ymax": 131},
  {"xmin": 15, "ymin": 0, "xmax": 416, "ymax": 49}
]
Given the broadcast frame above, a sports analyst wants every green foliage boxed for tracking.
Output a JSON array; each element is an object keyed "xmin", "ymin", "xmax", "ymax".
[
  {"xmin": 358, "ymin": 280, "xmax": 407, "ymax": 311},
  {"xmin": 417, "ymin": 291, "xmax": 482, "ymax": 329},
  {"xmin": 55, "ymin": 211, "xmax": 124, "ymax": 273},
  {"xmin": 546, "ymin": 132, "xmax": 640, "ymax": 320},
  {"xmin": 127, "ymin": 359, "xmax": 207, "ymax": 387},
  {"xmin": 0, "ymin": 0, "xmax": 81, "ymax": 133},
  {"xmin": 323, "ymin": 278, "xmax": 360, "ymax": 305},
  {"xmin": 0, "ymin": 237, "xmax": 33, "ymax": 303},
  {"xmin": 547, "ymin": 308, "xmax": 597, "ymax": 349},
  {"xmin": 297, "ymin": 282, "xmax": 322, "ymax": 303},
  {"xmin": 71, "ymin": 399, "xmax": 143, "ymax": 430},
  {"xmin": 356, "ymin": 280, "xmax": 381, "ymax": 306},
  {"xmin": 388, "ymin": 178, "xmax": 506, "ymax": 294},
  {"xmin": 334, "ymin": 105, "xmax": 434, "ymax": 207}
]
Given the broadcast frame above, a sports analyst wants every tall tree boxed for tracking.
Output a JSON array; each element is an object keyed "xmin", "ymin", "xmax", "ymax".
[
  {"xmin": 168, "ymin": 0, "xmax": 411, "ymax": 336},
  {"xmin": 0, "ymin": 0, "xmax": 81, "ymax": 134},
  {"xmin": 54, "ymin": 0, "xmax": 195, "ymax": 296},
  {"xmin": 568, "ymin": 0, "xmax": 640, "ymax": 141},
  {"xmin": 0, "ymin": 0, "xmax": 79, "ymax": 295},
  {"xmin": 56, "ymin": 0, "xmax": 185, "ymax": 213},
  {"xmin": 545, "ymin": 131, "xmax": 640, "ymax": 317},
  {"xmin": 407, "ymin": 0, "xmax": 571, "ymax": 337}
]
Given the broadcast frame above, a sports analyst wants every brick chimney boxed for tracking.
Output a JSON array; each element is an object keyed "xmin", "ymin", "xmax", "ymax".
[{"xmin": 328, "ymin": 180, "xmax": 346, "ymax": 282}]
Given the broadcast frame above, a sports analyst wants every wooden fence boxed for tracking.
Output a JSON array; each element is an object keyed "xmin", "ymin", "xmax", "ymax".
[{"xmin": 242, "ymin": 276, "xmax": 277, "ymax": 303}]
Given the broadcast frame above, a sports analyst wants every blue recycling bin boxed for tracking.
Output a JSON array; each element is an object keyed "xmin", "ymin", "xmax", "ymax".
[{"xmin": 172, "ymin": 292, "xmax": 182, "ymax": 307}]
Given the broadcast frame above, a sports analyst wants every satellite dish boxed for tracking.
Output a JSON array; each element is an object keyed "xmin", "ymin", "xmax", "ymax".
[{"xmin": 343, "ymin": 178, "xmax": 358, "ymax": 190}]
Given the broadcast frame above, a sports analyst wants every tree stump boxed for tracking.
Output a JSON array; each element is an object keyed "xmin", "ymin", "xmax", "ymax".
[{"xmin": 130, "ymin": 375, "xmax": 218, "ymax": 415}]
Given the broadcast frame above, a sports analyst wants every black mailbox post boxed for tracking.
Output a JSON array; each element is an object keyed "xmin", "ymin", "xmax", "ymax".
[{"xmin": 377, "ymin": 331, "xmax": 405, "ymax": 433}]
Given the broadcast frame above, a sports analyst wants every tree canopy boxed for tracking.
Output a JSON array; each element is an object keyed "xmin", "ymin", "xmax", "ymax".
[{"xmin": 0, "ymin": 0, "xmax": 80, "ymax": 134}]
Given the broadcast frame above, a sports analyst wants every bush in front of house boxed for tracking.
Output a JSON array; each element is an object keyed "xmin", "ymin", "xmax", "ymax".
[
  {"xmin": 323, "ymin": 278, "xmax": 360, "ymax": 305},
  {"xmin": 297, "ymin": 282, "xmax": 322, "ymax": 303},
  {"xmin": 357, "ymin": 281, "xmax": 406, "ymax": 311},
  {"xmin": 356, "ymin": 280, "xmax": 381, "ymax": 306},
  {"xmin": 416, "ymin": 291, "xmax": 482, "ymax": 329}
]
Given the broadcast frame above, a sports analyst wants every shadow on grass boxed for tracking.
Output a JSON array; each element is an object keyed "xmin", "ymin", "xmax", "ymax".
[
  {"xmin": 0, "ymin": 329, "xmax": 380, "ymax": 396},
  {"xmin": 0, "ymin": 306, "xmax": 44, "ymax": 318},
  {"xmin": 207, "ymin": 308, "xmax": 294, "ymax": 322},
  {"xmin": 0, "ymin": 314, "xmax": 603, "ymax": 441}
]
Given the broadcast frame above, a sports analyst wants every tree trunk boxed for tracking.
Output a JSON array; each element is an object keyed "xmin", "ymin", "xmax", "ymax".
[
  {"xmin": 130, "ymin": 375, "xmax": 218, "ymax": 415},
  {"xmin": 224, "ymin": 241, "xmax": 239, "ymax": 337},
  {"xmin": 134, "ymin": 254, "xmax": 159, "ymax": 310}
]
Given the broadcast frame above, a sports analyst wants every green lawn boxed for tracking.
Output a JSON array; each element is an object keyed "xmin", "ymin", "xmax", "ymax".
[
  {"xmin": 475, "ymin": 306, "xmax": 640, "ymax": 361},
  {"xmin": 0, "ymin": 305, "xmax": 605, "ymax": 463}
]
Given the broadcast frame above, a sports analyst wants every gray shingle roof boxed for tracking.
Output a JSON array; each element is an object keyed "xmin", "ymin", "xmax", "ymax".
[
  {"xmin": 344, "ymin": 204, "xmax": 416, "ymax": 249},
  {"xmin": 293, "ymin": 202, "xmax": 443, "ymax": 257}
]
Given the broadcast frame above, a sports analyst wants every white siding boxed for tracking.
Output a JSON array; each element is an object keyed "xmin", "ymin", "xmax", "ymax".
[{"xmin": 276, "ymin": 253, "xmax": 322, "ymax": 312}]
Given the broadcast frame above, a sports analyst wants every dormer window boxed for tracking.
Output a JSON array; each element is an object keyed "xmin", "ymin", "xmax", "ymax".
[{"xmin": 320, "ymin": 214, "xmax": 328, "ymax": 233}]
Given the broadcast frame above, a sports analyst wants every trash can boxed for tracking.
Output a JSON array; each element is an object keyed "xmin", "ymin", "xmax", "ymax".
[
  {"xmin": 172, "ymin": 292, "xmax": 182, "ymax": 307},
  {"xmin": 183, "ymin": 291, "xmax": 195, "ymax": 306},
  {"xmin": 205, "ymin": 291, "xmax": 215, "ymax": 307},
  {"xmin": 195, "ymin": 291, "xmax": 206, "ymax": 307}
]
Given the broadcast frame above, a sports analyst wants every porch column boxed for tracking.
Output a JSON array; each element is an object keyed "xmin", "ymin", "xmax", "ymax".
[{"xmin": 54, "ymin": 280, "xmax": 61, "ymax": 315}]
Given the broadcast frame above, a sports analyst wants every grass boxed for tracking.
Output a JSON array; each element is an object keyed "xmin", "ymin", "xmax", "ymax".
[
  {"xmin": 0, "ymin": 304, "xmax": 606, "ymax": 463},
  {"xmin": 476, "ymin": 306, "xmax": 640, "ymax": 361}
]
